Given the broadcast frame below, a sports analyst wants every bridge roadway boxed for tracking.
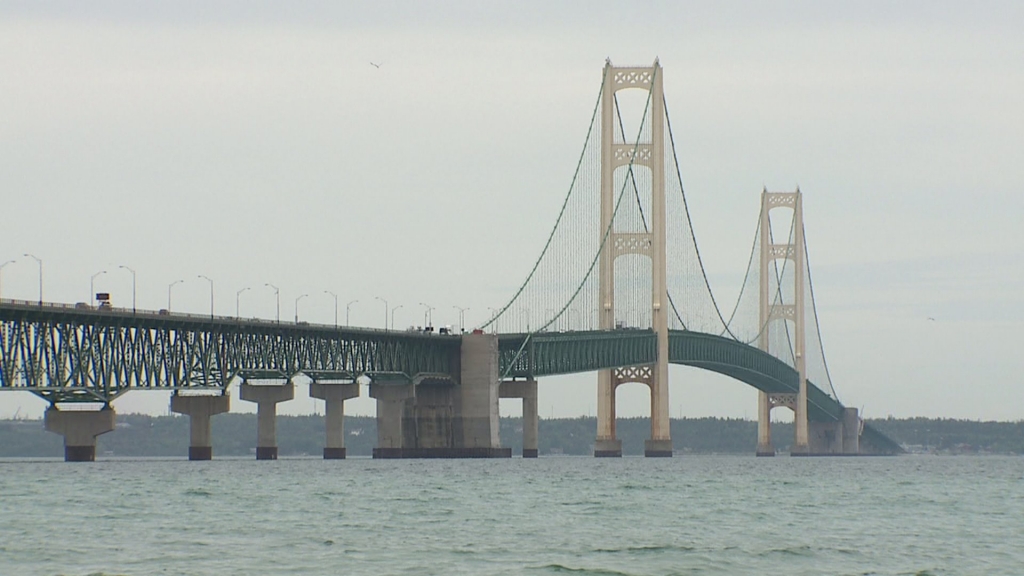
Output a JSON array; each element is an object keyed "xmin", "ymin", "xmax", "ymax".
[{"xmin": 0, "ymin": 299, "xmax": 900, "ymax": 458}]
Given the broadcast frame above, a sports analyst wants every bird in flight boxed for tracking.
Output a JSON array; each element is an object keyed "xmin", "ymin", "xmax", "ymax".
[
  {"xmin": 369, "ymin": 61, "xmax": 383, "ymax": 69},
  {"xmin": 927, "ymin": 317, "xmax": 936, "ymax": 321}
]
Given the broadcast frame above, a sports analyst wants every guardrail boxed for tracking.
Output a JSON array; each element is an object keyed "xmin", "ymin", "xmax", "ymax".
[{"xmin": 0, "ymin": 297, "xmax": 404, "ymax": 334}]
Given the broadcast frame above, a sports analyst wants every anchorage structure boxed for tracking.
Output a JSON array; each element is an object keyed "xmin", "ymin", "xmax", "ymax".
[{"xmin": 595, "ymin": 60, "xmax": 672, "ymax": 457}]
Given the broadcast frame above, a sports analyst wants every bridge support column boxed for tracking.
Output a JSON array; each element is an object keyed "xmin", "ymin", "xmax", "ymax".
[
  {"xmin": 310, "ymin": 382, "xmax": 359, "ymax": 459},
  {"xmin": 595, "ymin": 372, "xmax": 621, "ymax": 457},
  {"xmin": 453, "ymin": 333, "xmax": 510, "ymax": 457},
  {"xmin": 500, "ymin": 379, "xmax": 538, "ymax": 458},
  {"xmin": 645, "ymin": 366, "xmax": 673, "ymax": 457},
  {"xmin": 170, "ymin": 394, "xmax": 230, "ymax": 460},
  {"xmin": 370, "ymin": 383, "xmax": 415, "ymax": 458},
  {"xmin": 807, "ymin": 420, "xmax": 844, "ymax": 455},
  {"xmin": 414, "ymin": 384, "xmax": 455, "ymax": 450},
  {"xmin": 842, "ymin": 407, "xmax": 861, "ymax": 454},
  {"xmin": 240, "ymin": 383, "xmax": 294, "ymax": 460},
  {"xmin": 756, "ymin": 391, "xmax": 775, "ymax": 456},
  {"xmin": 44, "ymin": 406, "xmax": 115, "ymax": 462}
]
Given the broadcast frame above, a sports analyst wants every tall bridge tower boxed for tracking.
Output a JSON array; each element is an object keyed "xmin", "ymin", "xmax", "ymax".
[
  {"xmin": 594, "ymin": 60, "xmax": 673, "ymax": 457},
  {"xmin": 756, "ymin": 188, "xmax": 810, "ymax": 455}
]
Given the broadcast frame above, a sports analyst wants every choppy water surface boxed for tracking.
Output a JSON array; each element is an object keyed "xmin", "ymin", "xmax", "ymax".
[{"xmin": 1, "ymin": 456, "xmax": 1021, "ymax": 575}]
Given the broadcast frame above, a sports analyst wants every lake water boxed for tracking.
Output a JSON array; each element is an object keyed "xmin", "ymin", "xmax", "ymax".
[{"xmin": 1, "ymin": 455, "xmax": 1021, "ymax": 575}]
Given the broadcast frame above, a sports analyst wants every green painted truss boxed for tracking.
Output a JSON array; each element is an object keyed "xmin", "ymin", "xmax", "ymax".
[{"xmin": 0, "ymin": 302, "xmax": 458, "ymax": 403}]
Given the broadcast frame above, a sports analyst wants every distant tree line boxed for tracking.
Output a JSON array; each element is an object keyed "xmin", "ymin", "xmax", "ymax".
[{"xmin": 0, "ymin": 414, "xmax": 1020, "ymax": 457}]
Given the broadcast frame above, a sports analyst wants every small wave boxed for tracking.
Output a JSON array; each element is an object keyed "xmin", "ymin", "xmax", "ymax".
[
  {"xmin": 594, "ymin": 544, "xmax": 695, "ymax": 554},
  {"xmin": 531, "ymin": 565, "xmax": 637, "ymax": 575},
  {"xmin": 183, "ymin": 488, "xmax": 213, "ymax": 497},
  {"xmin": 618, "ymin": 483, "xmax": 654, "ymax": 491},
  {"xmin": 761, "ymin": 544, "xmax": 813, "ymax": 557}
]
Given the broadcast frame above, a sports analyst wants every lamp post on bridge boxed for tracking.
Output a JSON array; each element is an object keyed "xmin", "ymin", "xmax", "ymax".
[
  {"xmin": 374, "ymin": 296, "xmax": 388, "ymax": 330},
  {"xmin": 197, "ymin": 275, "xmax": 214, "ymax": 318},
  {"xmin": 118, "ymin": 265, "xmax": 136, "ymax": 313},
  {"xmin": 168, "ymin": 279, "xmax": 184, "ymax": 312},
  {"xmin": 453, "ymin": 306, "xmax": 469, "ymax": 333},
  {"xmin": 236, "ymin": 287, "xmax": 251, "ymax": 318},
  {"xmin": 345, "ymin": 299, "xmax": 358, "ymax": 327},
  {"xmin": 294, "ymin": 293, "xmax": 309, "ymax": 323},
  {"xmin": 265, "ymin": 283, "xmax": 280, "ymax": 323},
  {"xmin": 89, "ymin": 270, "xmax": 108, "ymax": 306},
  {"xmin": 23, "ymin": 253, "xmax": 42, "ymax": 305},
  {"xmin": 0, "ymin": 259, "xmax": 16, "ymax": 299},
  {"xmin": 487, "ymin": 307, "xmax": 498, "ymax": 334},
  {"xmin": 391, "ymin": 304, "xmax": 403, "ymax": 331},
  {"xmin": 419, "ymin": 302, "xmax": 434, "ymax": 328},
  {"xmin": 324, "ymin": 290, "xmax": 338, "ymax": 327}
]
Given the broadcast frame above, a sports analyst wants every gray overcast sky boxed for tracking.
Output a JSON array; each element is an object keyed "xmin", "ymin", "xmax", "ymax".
[{"xmin": 1, "ymin": 1, "xmax": 1022, "ymax": 421}]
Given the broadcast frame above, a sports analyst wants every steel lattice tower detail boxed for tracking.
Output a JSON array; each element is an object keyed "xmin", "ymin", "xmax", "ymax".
[
  {"xmin": 594, "ymin": 60, "xmax": 673, "ymax": 457},
  {"xmin": 756, "ymin": 189, "xmax": 809, "ymax": 456}
]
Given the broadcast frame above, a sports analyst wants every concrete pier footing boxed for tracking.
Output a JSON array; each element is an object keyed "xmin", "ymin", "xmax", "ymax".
[
  {"xmin": 240, "ymin": 382, "xmax": 294, "ymax": 460},
  {"xmin": 309, "ymin": 382, "xmax": 359, "ymax": 459},
  {"xmin": 644, "ymin": 439, "xmax": 674, "ymax": 457},
  {"xmin": 500, "ymin": 379, "xmax": 538, "ymax": 458},
  {"xmin": 594, "ymin": 438, "xmax": 622, "ymax": 458},
  {"xmin": 170, "ymin": 394, "xmax": 230, "ymax": 461},
  {"xmin": 44, "ymin": 406, "xmax": 116, "ymax": 461}
]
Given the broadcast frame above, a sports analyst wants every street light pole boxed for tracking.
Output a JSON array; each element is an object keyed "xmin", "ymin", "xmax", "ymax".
[
  {"xmin": 374, "ymin": 296, "xmax": 388, "ymax": 330},
  {"xmin": 391, "ymin": 304, "xmax": 403, "ymax": 331},
  {"xmin": 265, "ymin": 283, "xmax": 280, "ymax": 323},
  {"xmin": 487, "ymin": 307, "xmax": 498, "ymax": 334},
  {"xmin": 453, "ymin": 305, "xmax": 470, "ymax": 333},
  {"xmin": 90, "ymin": 270, "xmax": 108, "ymax": 306},
  {"xmin": 168, "ymin": 279, "xmax": 184, "ymax": 311},
  {"xmin": 236, "ymin": 287, "xmax": 251, "ymax": 318},
  {"xmin": 23, "ymin": 254, "xmax": 42, "ymax": 305},
  {"xmin": 0, "ymin": 259, "xmax": 16, "ymax": 299},
  {"xmin": 418, "ymin": 302, "xmax": 434, "ymax": 328},
  {"xmin": 198, "ymin": 275, "xmax": 214, "ymax": 318},
  {"xmin": 345, "ymin": 299, "xmax": 358, "ymax": 327},
  {"xmin": 118, "ymin": 265, "xmax": 136, "ymax": 313},
  {"xmin": 324, "ymin": 291, "xmax": 338, "ymax": 327},
  {"xmin": 294, "ymin": 293, "xmax": 309, "ymax": 323}
]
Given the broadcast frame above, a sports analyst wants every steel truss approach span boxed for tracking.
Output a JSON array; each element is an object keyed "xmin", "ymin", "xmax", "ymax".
[{"xmin": 0, "ymin": 300, "xmax": 458, "ymax": 403}]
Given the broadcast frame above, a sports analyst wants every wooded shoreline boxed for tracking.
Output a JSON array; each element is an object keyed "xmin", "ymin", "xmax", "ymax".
[{"xmin": 1, "ymin": 415, "xmax": 1020, "ymax": 457}]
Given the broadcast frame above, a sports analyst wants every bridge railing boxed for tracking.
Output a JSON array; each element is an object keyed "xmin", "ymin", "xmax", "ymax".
[{"xmin": 0, "ymin": 298, "xmax": 409, "ymax": 335}]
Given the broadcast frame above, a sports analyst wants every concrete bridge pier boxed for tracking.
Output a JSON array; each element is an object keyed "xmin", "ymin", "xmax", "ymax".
[
  {"xmin": 594, "ymin": 371, "xmax": 622, "ymax": 457},
  {"xmin": 454, "ymin": 333, "xmax": 511, "ymax": 457},
  {"xmin": 170, "ymin": 394, "xmax": 230, "ymax": 460},
  {"xmin": 309, "ymin": 382, "xmax": 359, "ymax": 459},
  {"xmin": 805, "ymin": 407, "xmax": 862, "ymax": 456},
  {"xmin": 44, "ymin": 406, "xmax": 116, "ymax": 461},
  {"xmin": 500, "ymin": 379, "xmax": 538, "ymax": 458},
  {"xmin": 756, "ymin": 391, "xmax": 776, "ymax": 456},
  {"xmin": 842, "ymin": 407, "xmax": 861, "ymax": 454},
  {"xmin": 370, "ymin": 382, "xmax": 416, "ymax": 458},
  {"xmin": 240, "ymin": 382, "xmax": 294, "ymax": 460}
]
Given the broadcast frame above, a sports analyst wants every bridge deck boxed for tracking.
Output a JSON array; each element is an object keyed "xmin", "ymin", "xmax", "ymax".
[{"xmin": 0, "ymin": 299, "xmax": 459, "ymax": 402}]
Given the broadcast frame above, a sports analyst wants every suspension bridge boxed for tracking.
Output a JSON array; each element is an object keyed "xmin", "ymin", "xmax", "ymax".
[{"xmin": 0, "ymin": 59, "xmax": 902, "ymax": 460}]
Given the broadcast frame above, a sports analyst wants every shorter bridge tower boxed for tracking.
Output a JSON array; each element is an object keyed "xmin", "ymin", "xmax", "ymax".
[{"xmin": 756, "ymin": 188, "xmax": 810, "ymax": 456}]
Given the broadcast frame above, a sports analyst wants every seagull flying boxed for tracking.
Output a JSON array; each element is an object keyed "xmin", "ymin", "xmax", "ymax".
[{"xmin": 369, "ymin": 61, "xmax": 382, "ymax": 69}]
